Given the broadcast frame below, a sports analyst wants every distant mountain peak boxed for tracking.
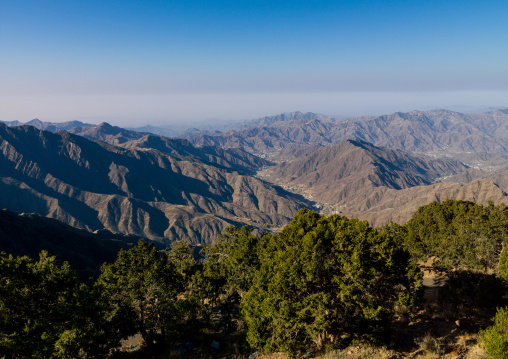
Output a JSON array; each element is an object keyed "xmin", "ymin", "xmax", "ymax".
[
  {"xmin": 98, "ymin": 122, "xmax": 114, "ymax": 129},
  {"xmin": 26, "ymin": 118, "xmax": 43, "ymax": 125},
  {"xmin": 2, "ymin": 119, "xmax": 95, "ymax": 132}
]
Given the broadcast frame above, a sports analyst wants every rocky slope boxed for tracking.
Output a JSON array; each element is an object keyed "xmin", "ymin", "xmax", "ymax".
[
  {"xmin": 441, "ymin": 168, "xmax": 508, "ymax": 194},
  {"xmin": 67, "ymin": 122, "xmax": 148, "ymax": 145},
  {"xmin": 259, "ymin": 139, "xmax": 508, "ymax": 227},
  {"xmin": 192, "ymin": 113, "xmax": 336, "ymax": 159},
  {"xmin": 339, "ymin": 179, "xmax": 508, "ymax": 227},
  {"xmin": 69, "ymin": 122, "xmax": 271, "ymax": 174},
  {"xmin": 130, "ymin": 111, "xmax": 329, "ymax": 139},
  {"xmin": 4, "ymin": 120, "xmax": 271, "ymax": 174},
  {"xmin": 263, "ymin": 140, "xmax": 468, "ymax": 204},
  {"xmin": 0, "ymin": 123, "xmax": 305, "ymax": 244},
  {"xmin": 6, "ymin": 109, "xmax": 508, "ymax": 234}
]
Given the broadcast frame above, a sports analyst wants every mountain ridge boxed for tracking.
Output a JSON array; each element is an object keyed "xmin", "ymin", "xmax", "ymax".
[
  {"xmin": 263, "ymin": 139, "xmax": 468, "ymax": 204},
  {"xmin": 190, "ymin": 109, "xmax": 508, "ymax": 169},
  {"xmin": 0, "ymin": 123, "xmax": 305, "ymax": 244},
  {"xmin": 67, "ymin": 122, "xmax": 272, "ymax": 174}
]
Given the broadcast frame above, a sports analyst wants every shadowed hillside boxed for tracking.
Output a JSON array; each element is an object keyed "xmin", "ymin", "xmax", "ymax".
[
  {"xmin": 260, "ymin": 139, "xmax": 508, "ymax": 226},
  {"xmin": 0, "ymin": 209, "xmax": 139, "ymax": 278},
  {"xmin": 264, "ymin": 139, "xmax": 468, "ymax": 203},
  {"xmin": 69, "ymin": 122, "xmax": 272, "ymax": 174},
  {"xmin": 0, "ymin": 123, "xmax": 305, "ymax": 244}
]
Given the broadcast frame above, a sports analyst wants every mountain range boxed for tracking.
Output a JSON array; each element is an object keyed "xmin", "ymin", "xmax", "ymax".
[
  {"xmin": 263, "ymin": 139, "xmax": 468, "ymax": 203},
  {"xmin": 0, "ymin": 123, "xmax": 304, "ymax": 245},
  {"xmin": 3, "ymin": 108, "xmax": 508, "ymax": 246},
  {"xmin": 257, "ymin": 138, "xmax": 508, "ymax": 226},
  {"xmin": 2, "ymin": 118, "xmax": 95, "ymax": 132},
  {"xmin": 67, "ymin": 122, "xmax": 272, "ymax": 174},
  {"xmin": 190, "ymin": 109, "xmax": 508, "ymax": 169}
]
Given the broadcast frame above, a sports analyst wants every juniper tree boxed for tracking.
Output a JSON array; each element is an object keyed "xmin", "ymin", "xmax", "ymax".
[
  {"xmin": 241, "ymin": 209, "xmax": 422, "ymax": 355},
  {"xmin": 98, "ymin": 239, "xmax": 183, "ymax": 346}
]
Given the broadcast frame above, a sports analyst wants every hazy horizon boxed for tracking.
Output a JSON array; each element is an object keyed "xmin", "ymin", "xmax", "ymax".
[
  {"xmin": 1, "ymin": 1, "xmax": 507, "ymax": 127},
  {"xmin": 2, "ymin": 91, "xmax": 508, "ymax": 128}
]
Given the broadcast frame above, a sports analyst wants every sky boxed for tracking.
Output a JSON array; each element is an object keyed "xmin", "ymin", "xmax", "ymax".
[{"xmin": 1, "ymin": 0, "xmax": 507, "ymax": 127}]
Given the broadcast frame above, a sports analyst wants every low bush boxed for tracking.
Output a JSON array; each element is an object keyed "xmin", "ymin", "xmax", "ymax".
[{"xmin": 479, "ymin": 307, "xmax": 508, "ymax": 359}]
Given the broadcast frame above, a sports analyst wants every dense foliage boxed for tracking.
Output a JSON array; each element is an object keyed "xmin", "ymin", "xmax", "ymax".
[
  {"xmin": 0, "ymin": 252, "xmax": 113, "ymax": 358},
  {"xmin": 98, "ymin": 239, "xmax": 184, "ymax": 346},
  {"xmin": 399, "ymin": 200, "xmax": 508, "ymax": 358},
  {"xmin": 402, "ymin": 200, "xmax": 508, "ymax": 274},
  {"xmin": 195, "ymin": 226, "xmax": 261, "ymax": 333},
  {"xmin": 3, "ymin": 200, "xmax": 508, "ymax": 357},
  {"xmin": 479, "ymin": 307, "xmax": 508, "ymax": 359},
  {"xmin": 241, "ymin": 209, "xmax": 423, "ymax": 355}
]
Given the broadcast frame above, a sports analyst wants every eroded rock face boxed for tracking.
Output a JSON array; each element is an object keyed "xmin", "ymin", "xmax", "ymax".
[
  {"xmin": 4, "ymin": 108, "xmax": 508, "ymax": 243},
  {"xmin": 266, "ymin": 139, "xmax": 468, "ymax": 204},
  {"xmin": 340, "ymin": 179, "xmax": 508, "ymax": 227},
  {"xmin": 0, "ymin": 123, "xmax": 305, "ymax": 244},
  {"xmin": 260, "ymin": 139, "xmax": 508, "ymax": 227}
]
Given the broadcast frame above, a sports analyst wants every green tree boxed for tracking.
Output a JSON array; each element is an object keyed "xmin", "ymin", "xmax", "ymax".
[
  {"xmin": 196, "ymin": 226, "xmax": 262, "ymax": 333},
  {"xmin": 167, "ymin": 240, "xmax": 200, "ymax": 280},
  {"xmin": 479, "ymin": 307, "xmax": 508, "ymax": 359},
  {"xmin": 0, "ymin": 251, "xmax": 112, "ymax": 358},
  {"xmin": 241, "ymin": 209, "xmax": 422, "ymax": 355},
  {"xmin": 500, "ymin": 244, "xmax": 508, "ymax": 281},
  {"xmin": 166, "ymin": 240, "xmax": 204, "ymax": 338},
  {"xmin": 202, "ymin": 226, "xmax": 261, "ymax": 297},
  {"xmin": 98, "ymin": 239, "xmax": 183, "ymax": 346},
  {"xmin": 404, "ymin": 200, "xmax": 508, "ymax": 273}
]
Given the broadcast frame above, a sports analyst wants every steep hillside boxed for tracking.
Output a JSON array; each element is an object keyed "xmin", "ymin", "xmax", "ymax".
[
  {"xmin": 7, "ymin": 120, "xmax": 270, "ymax": 174},
  {"xmin": 0, "ymin": 209, "xmax": 138, "ymax": 278},
  {"xmin": 339, "ymin": 179, "xmax": 508, "ymax": 227},
  {"xmin": 192, "ymin": 114, "xmax": 336, "ymax": 158},
  {"xmin": 129, "ymin": 111, "xmax": 329, "ymax": 139},
  {"xmin": 264, "ymin": 140, "xmax": 467, "ymax": 203},
  {"xmin": 119, "ymin": 134, "xmax": 271, "ymax": 174},
  {"xmin": 68, "ymin": 122, "xmax": 271, "ymax": 174},
  {"xmin": 0, "ymin": 123, "xmax": 305, "ymax": 244},
  {"xmin": 441, "ymin": 168, "xmax": 508, "ymax": 194},
  {"xmin": 259, "ymin": 139, "xmax": 508, "ymax": 227},
  {"xmin": 231, "ymin": 111, "xmax": 331, "ymax": 130},
  {"xmin": 67, "ymin": 122, "xmax": 148, "ymax": 145}
]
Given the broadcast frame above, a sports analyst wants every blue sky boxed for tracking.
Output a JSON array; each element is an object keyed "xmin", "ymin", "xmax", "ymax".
[{"xmin": 1, "ymin": 0, "xmax": 507, "ymax": 126}]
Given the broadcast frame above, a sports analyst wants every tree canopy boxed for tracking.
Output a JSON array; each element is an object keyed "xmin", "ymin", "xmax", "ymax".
[
  {"xmin": 194, "ymin": 226, "xmax": 262, "ymax": 333},
  {"xmin": 97, "ymin": 239, "xmax": 184, "ymax": 346},
  {"xmin": 241, "ymin": 209, "xmax": 423, "ymax": 355},
  {"xmin": 0, "ymin": 251, "xmax": 112, "ymax": 358},
  {"xmin": 4, "ymin": 200, "xmax": 508, "ymax": 357},
  {"xmin": 402, "ymin": 200, "xmax": 508, "ymax": 275}
]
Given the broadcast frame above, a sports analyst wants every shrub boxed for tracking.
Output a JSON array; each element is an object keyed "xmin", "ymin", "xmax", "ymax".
[
  {"xmin": 416, "ymin": 333, "xmax": 441, "ymax": 355},
  {"xmin": 479, "ymin": 307, "xmax": 508, "ymax": 359}
]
